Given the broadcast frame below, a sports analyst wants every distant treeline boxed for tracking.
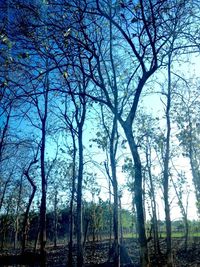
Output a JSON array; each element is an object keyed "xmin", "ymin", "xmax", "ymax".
[{"xmin": 0, "ymin": 200, "xmax": 134, "ymax": 249}]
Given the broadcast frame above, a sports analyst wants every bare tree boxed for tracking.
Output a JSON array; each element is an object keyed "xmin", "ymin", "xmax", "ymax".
[{"xmin": 65, "ymin": 1, "xmax": 190, "ymax": 265}]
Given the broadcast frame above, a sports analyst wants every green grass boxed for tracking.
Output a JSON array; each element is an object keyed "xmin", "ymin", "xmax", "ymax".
[{"xmin": 123, "ymin": 232, "xmax": 200, "ymax": 239}]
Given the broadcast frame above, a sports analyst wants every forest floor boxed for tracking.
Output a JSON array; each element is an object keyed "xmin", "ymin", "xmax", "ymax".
[{"xmin": 1, "ymin": 237, "xmax": 200, "ymax": 266}]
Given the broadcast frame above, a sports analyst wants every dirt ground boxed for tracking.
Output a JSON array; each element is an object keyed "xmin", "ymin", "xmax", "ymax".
[
  {"xmin": 46, "ymin": 238, "xmax": 200, "ymax": 266},
  {"xmin": 1, "ymin": 238, "xmax": 200, "ymax": 266}
]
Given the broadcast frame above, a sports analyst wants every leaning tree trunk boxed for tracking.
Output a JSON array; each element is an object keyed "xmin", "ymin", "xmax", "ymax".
[
  {"xmin": 123, "ymin": 124, "xmax": 149, "ymax": 267},
  {"xmin": 145, "ymin": 143, "xmax": 161, "ymax": 255},
  {"xmin": 21, "ymin": 183, "xmax": 37, "ymax": 253},
  {"xmin": 171, "ymin": 175, "xmax": 189, "ymax": 252},
  {"xmin": 22, "ymin": 177, "xmax": 37, "ymax": 253},
  {"xmin": 22, "ymin": 158, "xmax": 37, "ymax": 253}
]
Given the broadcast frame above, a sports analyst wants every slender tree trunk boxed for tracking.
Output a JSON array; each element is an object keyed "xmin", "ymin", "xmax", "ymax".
[
  {"xmin": 184, "ymin": 218, "xmax": 189, "ymax": 251},
  {"xmin": 188, "ymin": 126, "xmax": 200, "ymax": 214},
  {"xmin": 112, "ymin": 180, "xmax": 119, "ymax": 266},
  {"xmin": 107, "ymin": 5, "xmax": 120, "ymax": 265},
  {"xmin": 14, "ymin": 216, "xmax": 19, "ymax": 249},
  {"xmin": 0, "ymin": 184, "xmax": 6, "ymax": 212},
  {"xmin": 34, "ymin": 226, "xmax": 40, "ymax": 253},
  {"xmin": 1, "ymin": 231, "xmax": 5, "ymax": 250},
  {"xmin": 68, "ymin": 56, "xmax": 87, "ymax": 267},
  {"xmin": 22, "ymin": 160, "xmax": 37, "ymax": 253},
  {"xmin": 107, "ymin": 115, "xmax": 120, "ymax": 267},
  {"xmin": 0, "ymin": 170, "xmax": 12, "ymax": 213},
  {"xmin": 54, "ymin": 189, "xmax": 58, "ymax": 248},
  {"xmin": 189, "ymin": 156, "xmax": 200, "ymax": 213},
  {"xmin": 21, "ymin": 183, "xmax": 36, "ymax": 253},
  {"xmin": 40, "ymin": 120, "xmax": 47, "ymax": 266},
  {"xmin": 163, "ymin": 54, "xmax": 172, "ymax": 267},
  {"xmin": 0, "ymin": 106, "xmax": 11, "ymax": 163},
  {"xmin": 171, "ymin": 175, "xmax": 189, "ymax": 252},
  {"xmin": 83, "ymin": 218, "xmax": 89, "ymax": 249},
  {"xmin": 39, "ymin": 67, "xmax": 49, "ymax": 266},
  {"xmin": 111, "ymin": 162, "xmax": 119, "ymax": 267},
  {"xmin": 1, "ymin": 200, "xmax": 11, "ymax": 249},
  {"xmin": 119, "ymin": 195, "xmax": 123, "ymax": 245},
  {"xmin": 68, "ymin": 132, "xmax": 76, "ymax": 267},
  {"xmin": 145, "ymin": 144, "xmax": 160, "ymax": 255},
  {"xmin": 14, "ymin": 175, "xmax": 23, "ymax": 249},
  {"xmin": 151, "ymin": 202, "xmax": 160, "ymax": 255},
  {"xmin": 77, "ymin": 127, "xmax": 84, "ymax": 267},
  {"xmin": 108, "ymin": 179, "xmax": 112, "ymax": 252}
]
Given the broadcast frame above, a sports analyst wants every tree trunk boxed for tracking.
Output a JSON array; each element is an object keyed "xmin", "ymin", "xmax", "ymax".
[
  {"xmin": 14, "ymin": 175, "xmax": 23, "ymax": 249},
  {"xmin": 40, "ymin": 120, "xmax": 47, "ymax": 266},
  {"xmin": 0, "ymin": 178, "xmax": 10, "ymax": 212},
  {"xmin": 108, "ymin": 115, "xmax": 120, "ymax": 267},
  {"xmin": 54, "ymin": 189, "xmax": 58, "ymax": 248},
  {"xmin": 184, "ymin": 218, "xmax": 189, "ymax": 251},
  {"xmin": 22, "ymin": 187, "xmax": 36, "ymax": 252},
  {"xmin": 145, "ymin": 143, "xmax": 160, "ymax": 255},
  {"xmin": 0, "ymin": 106, "xmax": 11, "ymax": 163},
  {"xmin": 39, "ymin": 69, "xmax": 49, "ymax": 266},
  {"xmin": 112, "ymin": 180, "xmax": 119, "ymax": 266},
  {"xmin": 14, "ymin": 216, "xmax": 19, "ymax": 249},
  {"xmin": 34, "ymin": 226, "xmax": 40, "ymax": 253},
  {"xmin": 188, "ymin": 133, "xmax": 200, "ymax": 214},
  {"xmin": 77, "ymin": 127, "xmax": 84, "ymax": 267},
  {"xmin": 122, "ymin": 124, "xmax": 149, "ymax": 267},
  {"xmin": 108, "ymin": 179, "xmax": 112, "ymax": 253},
  {"xmin": 119, "ymin": 195, "xmax": 123, "ymax": 245},
  {"xmin": 171, "ymin": 174, "xmax": 189, "ymax": 252},
  {"xmin": 22, "ymin": 161, "xmax": 37, "ymax": 253},
  {"xmin": 163, "ymin": 54, "xmax": 172, "ymax": 267},
  {"xmin": 68, "ymin": 132, "xmax": 76, "ymax": 267},
  {"xmin": 83, "ymin": 218, "xmax": 89, "ymax": 249}
]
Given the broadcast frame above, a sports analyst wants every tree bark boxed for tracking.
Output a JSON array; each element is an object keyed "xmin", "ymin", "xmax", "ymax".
[
  {"xmin": 163, "ymin": 54, "xmax": 172, "ymax": 267},
  {"xmin": 40, "ymin": 119, "xmax": 47, "ymax": 266},
  {"xmin": 0, "ymin": 178, "xmax": 10, "ymax": 213},
  {"xmin": 77, "ymin": 127, "xmax": 84, "ymax": 267},
  {"xmin": 108, "ymin": 179, "xmax": 112, "ymax": 253},
  {"xmin": 119, "ymin": 194, "xmax": 123, "ymax": 245},
  {"xmin": 39, "ymin": 66, "xmax": 49, "ymax": 266},
  {"xmin": 22, "ymin": 174, "xmax": 37, "ymax": 252},
  {"xmin": 14, "ymin": 175, "xmax": 23, "ymax": 249},
  {"xmin": 22, "ymin": 158, "xmax": 38, "ymax": 253},
  {"xmin": 110, "ymin": 117, "xmax": 120, "ymax": 267},
  {"xmin": 122, "ymin": 124, "xmax": 149, "ymax": 267},
  {"xmin": 68, "ymin": 131, "xmax": 76, "ymax": 267},
  {"xmin": 145, "ymin": 142, "xmax": 160, "ymax": 255},
  {"xmin": 75, "ymin": 91, "xmax": 86, "ymax": 267},
  {"xmin": 54, "ymin": 189, "xmax": 58, "ymax": 248}
]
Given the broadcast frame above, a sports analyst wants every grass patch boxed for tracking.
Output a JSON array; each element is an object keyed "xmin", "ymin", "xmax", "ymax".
[{"xmin": 123, "ymin": 232, "xmax": 200, "ymax": 239}]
